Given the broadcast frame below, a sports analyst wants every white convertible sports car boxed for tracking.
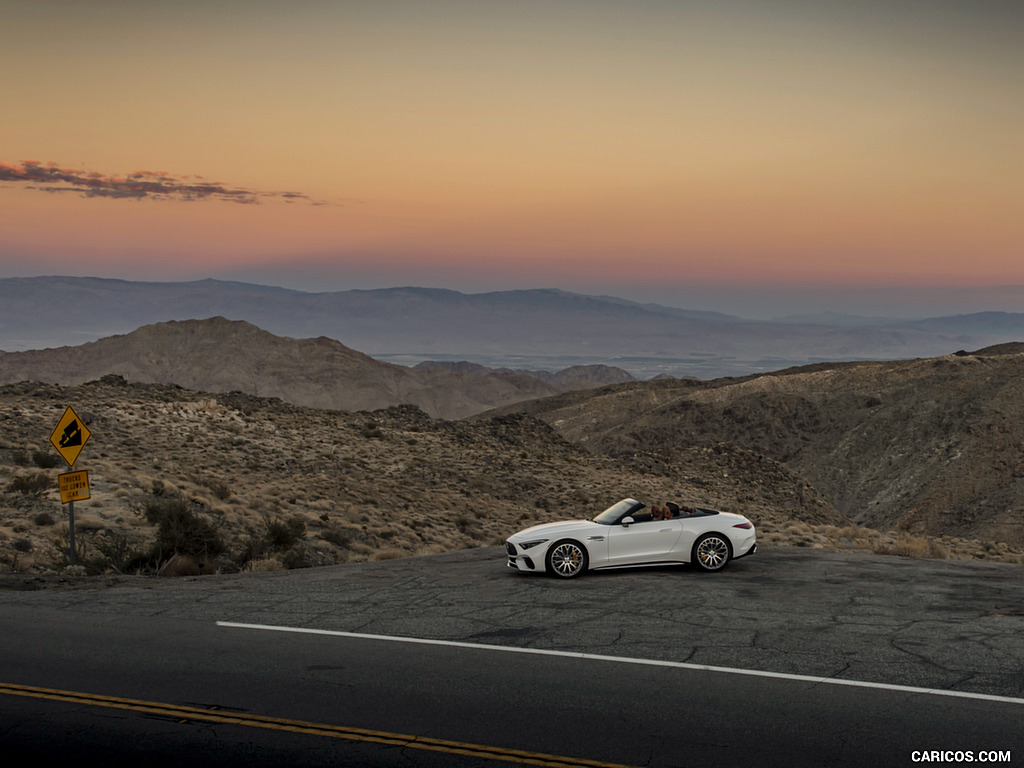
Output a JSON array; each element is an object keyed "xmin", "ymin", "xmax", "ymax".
[{"xmin": 505, "ymin": 498, "xmax": 756, "ymax": 578}]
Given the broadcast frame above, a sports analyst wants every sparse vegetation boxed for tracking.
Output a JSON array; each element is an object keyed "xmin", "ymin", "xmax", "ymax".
[
  {"xmin": 1, "ymin": 377, "xmax": 1023, "ymax": 578},
  {"xmin": 361, "ymin": 422, "xmax": 384, "ymax": 439},
  {"xmin": 203, "ymin": 477, "xmax": 232, "ymax": 500},
  {"xmin": 136, "ymin": 491, "xmax": 225, "ymax": 564},
  {"xmin": 873, "ymin": 535, "xmax": 950, "ymax": 560},
  {"xmin": 263, "ymin": 515, "xmax": 306, "ymax": 551},
  {"xmin": 7, "ymin": 472, "xmax": 53, "ymax": 497},
  {"xmin": 32, "ymin": 450, "xmax": 61, "ymax": 469}
]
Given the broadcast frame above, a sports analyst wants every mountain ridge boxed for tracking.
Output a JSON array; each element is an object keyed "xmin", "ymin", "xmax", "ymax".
[
  {"xmin": 0, "ymin": 317, "xmax": 632, "ymax": 419},
  {"xmin": 5, "ymin": 276, "xmax": 1024, "ymax": 378}
]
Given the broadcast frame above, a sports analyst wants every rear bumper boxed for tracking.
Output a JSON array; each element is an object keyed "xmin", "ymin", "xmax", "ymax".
[{"xmin": 734, "ymin": 541, "xmax": 757, "ymax": 560}]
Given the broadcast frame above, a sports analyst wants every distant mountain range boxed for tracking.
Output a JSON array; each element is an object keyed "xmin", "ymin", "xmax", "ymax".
[
  {"xmin": 4, "ymin": 276, "xmax": 1024, "ymax": 378},
  {"xmin": 0, "ymin": 317, "xmax": 631, "ymax": 419}
]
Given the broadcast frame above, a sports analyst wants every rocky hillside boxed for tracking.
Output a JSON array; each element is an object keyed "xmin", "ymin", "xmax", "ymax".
[
  {"xmin": 0, "ymin": 377, "xmax": 861, "ymax": 575},
  {"xmin": 486, "ymin": 347, "xmax": 1024, "ymax": 547},
  {"xmin": 0, "ymin": 318, "xmax": 631, "ymax": 420}
]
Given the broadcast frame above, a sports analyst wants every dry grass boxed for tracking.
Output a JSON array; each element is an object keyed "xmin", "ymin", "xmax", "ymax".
[
  {"xmin": 242, "ymin": 557, "xmax": 285, "ymax": 573},
  {"xmin": 757, "ymin": 520, "xmax": 1024, "ymax": 564},
  {"xmin": 2, "ymin": 379, "xmax": 1022, "ymax": 575}
]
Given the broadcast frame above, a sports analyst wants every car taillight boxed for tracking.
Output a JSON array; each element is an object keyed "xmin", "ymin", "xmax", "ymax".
[{"xmin": 733, "ymin": 522, "xmax": 753, "ymax": 529}]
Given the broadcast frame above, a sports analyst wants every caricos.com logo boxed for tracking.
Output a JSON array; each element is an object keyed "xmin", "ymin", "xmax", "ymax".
[{"xmin": 911, "ymin": 752, "xmax": 1011, "ymax": 763}]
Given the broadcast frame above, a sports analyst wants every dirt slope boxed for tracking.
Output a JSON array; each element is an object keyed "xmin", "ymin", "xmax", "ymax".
[{"xmin": 486, "ymin": 349, "xmax": 1024, "ymax": 546}]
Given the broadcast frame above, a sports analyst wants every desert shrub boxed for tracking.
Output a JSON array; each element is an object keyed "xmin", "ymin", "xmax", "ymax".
[
  {"xmin": 232, "ymin": 516, "xmax": 308, "ymax": 570},
  {"xmin": 323, "ymin": 529, "xmax": 352, "ymax": 548},
  {"xmin": 371, "ymin": 548, "xmax": 407, "ymax": 561},
  {"xmin": 93, "ymin": 529, "xmax": 144, "ymax": 574},
  {"xmin": 32, "ymin": 450, "xmax": 61, "ymax": 469},
  {"xmin": 53, "ymin": 530, "xmax": 89, "ymax": 570},
  {"xmin": 361, "ymin": 422, "xmax": 384, "ymax": 439},
  {"xmin": 281, "ymin": 547, "xmax": 312, "ymax": 569},
  {"xmin": 137, "ymin": 492, "xmax": 225, "ymax": 561},
  {"xmin": 204, "ymin": 477, "xmax": 232, "ymax": 500},
  {"xmin": 264, "ymin": 516, "xmax": 306, "ymax": 550},
  {"xmin": 34, "ymin": 511, "xmax": 56, "ymax": 526},
  {"xmin": 235, "ymin": 532, "xmax": 269, "ymax": 566},
  {"xmin": 873, "ymin": 535, "xmax": 949, "ymax": 560},
  {"xmin": 7, "ymin": 472, "xmax": 53, "ymax": 497},
  {"xmin": 243, "ymin": 557, "xmax": 284, "ymax": 573}
]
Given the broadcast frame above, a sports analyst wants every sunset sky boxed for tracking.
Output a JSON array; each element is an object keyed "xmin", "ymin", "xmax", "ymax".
[{"xmin": 2, "ymin": 0, "xmax": 1022, "ymax": 317}]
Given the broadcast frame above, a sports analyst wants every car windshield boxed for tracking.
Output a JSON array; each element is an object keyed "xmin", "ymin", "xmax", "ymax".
[{"xmin": 592, "ymin": 499, "xmax": 644, "ymax": 525}]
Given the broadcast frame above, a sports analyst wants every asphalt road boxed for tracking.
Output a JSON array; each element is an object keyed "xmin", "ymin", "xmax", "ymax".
[{"xmin": 1, "ymin": 546, "xmax": 1022, "ymax": 767}]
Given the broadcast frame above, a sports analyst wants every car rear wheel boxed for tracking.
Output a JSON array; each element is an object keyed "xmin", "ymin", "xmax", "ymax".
[
  {"xmin": 692, "ymin": 533, "xmax": 732, "ymax": 572},
  {"xmin": 547, "ymin": 540, "xmax": 588, "ymax": 579}
]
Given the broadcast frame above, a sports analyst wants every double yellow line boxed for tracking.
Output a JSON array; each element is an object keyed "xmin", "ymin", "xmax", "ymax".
[{"xmin": 0, "ymin": 682, "xmax": 638, "ymax": 768}]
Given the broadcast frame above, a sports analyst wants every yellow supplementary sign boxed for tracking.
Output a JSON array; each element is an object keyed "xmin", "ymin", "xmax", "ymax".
[
  {"xmin": 50, "ymin": 406, "xmax": 91, "ymax": 468},
  {"xmin": 58, "ymin": 470, "xmax": 90, "ymax": 504}
]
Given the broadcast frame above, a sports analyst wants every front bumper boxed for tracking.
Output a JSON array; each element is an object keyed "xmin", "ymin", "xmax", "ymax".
[
  {"xmin": 507, "ymin": 555, "xmax": 537, "ymax": 571},
  {"xmin": 506, "ymin": 541, "xmax": 543, "ymax": 572}
]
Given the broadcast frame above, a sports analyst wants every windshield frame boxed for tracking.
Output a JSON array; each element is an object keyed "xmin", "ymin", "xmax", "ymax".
[{"xmin": 593, "ymin": 499, "xmax": 645, "ymax": 525}]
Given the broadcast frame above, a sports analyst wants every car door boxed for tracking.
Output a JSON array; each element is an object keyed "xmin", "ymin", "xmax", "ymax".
[{"xmin": 606, "ymin": 518, "xmax": 684, "ymax": 566}]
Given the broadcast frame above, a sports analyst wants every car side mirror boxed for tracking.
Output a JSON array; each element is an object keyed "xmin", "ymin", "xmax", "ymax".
[{"xmin": 621, "ymin": 516, "xmax": 634, "ymax": 527}]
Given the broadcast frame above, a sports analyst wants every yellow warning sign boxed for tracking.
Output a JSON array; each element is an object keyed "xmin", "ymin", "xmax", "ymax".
[
  {"xmin": 50, "ymin": 406, "xmax": 91, "ymax": 467},
  {"xmin": 58, "ymin": 470, "xmax": 91, "ymax": 504}
]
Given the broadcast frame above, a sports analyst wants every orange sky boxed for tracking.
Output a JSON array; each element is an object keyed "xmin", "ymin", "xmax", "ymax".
[{"xmin": 2, "ymin": 0, "xmax": 1022, "ymax": 315}]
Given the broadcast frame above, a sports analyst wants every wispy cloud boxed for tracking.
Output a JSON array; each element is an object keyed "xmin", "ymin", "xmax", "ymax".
[{"xmin": 0, "ymin": 159, "xmax": 325, "ymax": 205}]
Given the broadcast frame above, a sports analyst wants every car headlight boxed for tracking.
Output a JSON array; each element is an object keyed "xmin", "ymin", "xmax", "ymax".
[{"xmin": 518, "ymin": 539, "xmax": 548, "ymax": 550}]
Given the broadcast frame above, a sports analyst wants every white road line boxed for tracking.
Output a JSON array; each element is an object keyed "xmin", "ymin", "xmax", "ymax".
[{"xmin": 216, "ymin": 621, "xmax": 1024, "ymax": 707}]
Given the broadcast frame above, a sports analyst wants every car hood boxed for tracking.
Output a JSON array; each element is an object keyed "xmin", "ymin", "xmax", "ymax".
[{"xmin": 508, "ymin": 519, "xmax": 598, "ymax": 540}]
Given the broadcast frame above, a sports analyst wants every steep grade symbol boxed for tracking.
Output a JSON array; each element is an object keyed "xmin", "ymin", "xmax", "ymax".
[{"xmin": 59, "ymin": 420, "xmax": 83, "ymax": 448}]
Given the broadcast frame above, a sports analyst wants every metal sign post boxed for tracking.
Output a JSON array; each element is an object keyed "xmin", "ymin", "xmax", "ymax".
[
  {"xmin": 68, "ymin": 502, "xmax": 76, "ymax": 566},
  {"xmin": 50, "ymin": 406, "xmax": 91, "ymax": 566}
]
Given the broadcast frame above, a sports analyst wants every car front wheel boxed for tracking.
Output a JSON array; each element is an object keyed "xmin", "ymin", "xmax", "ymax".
[
  {"xmin": 547, "ymin": 539, "xmax": 588, "ymax": 579},
  {"xmin": 692, "ymin": 533, "xmax": 732, "ymax": 572}
]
